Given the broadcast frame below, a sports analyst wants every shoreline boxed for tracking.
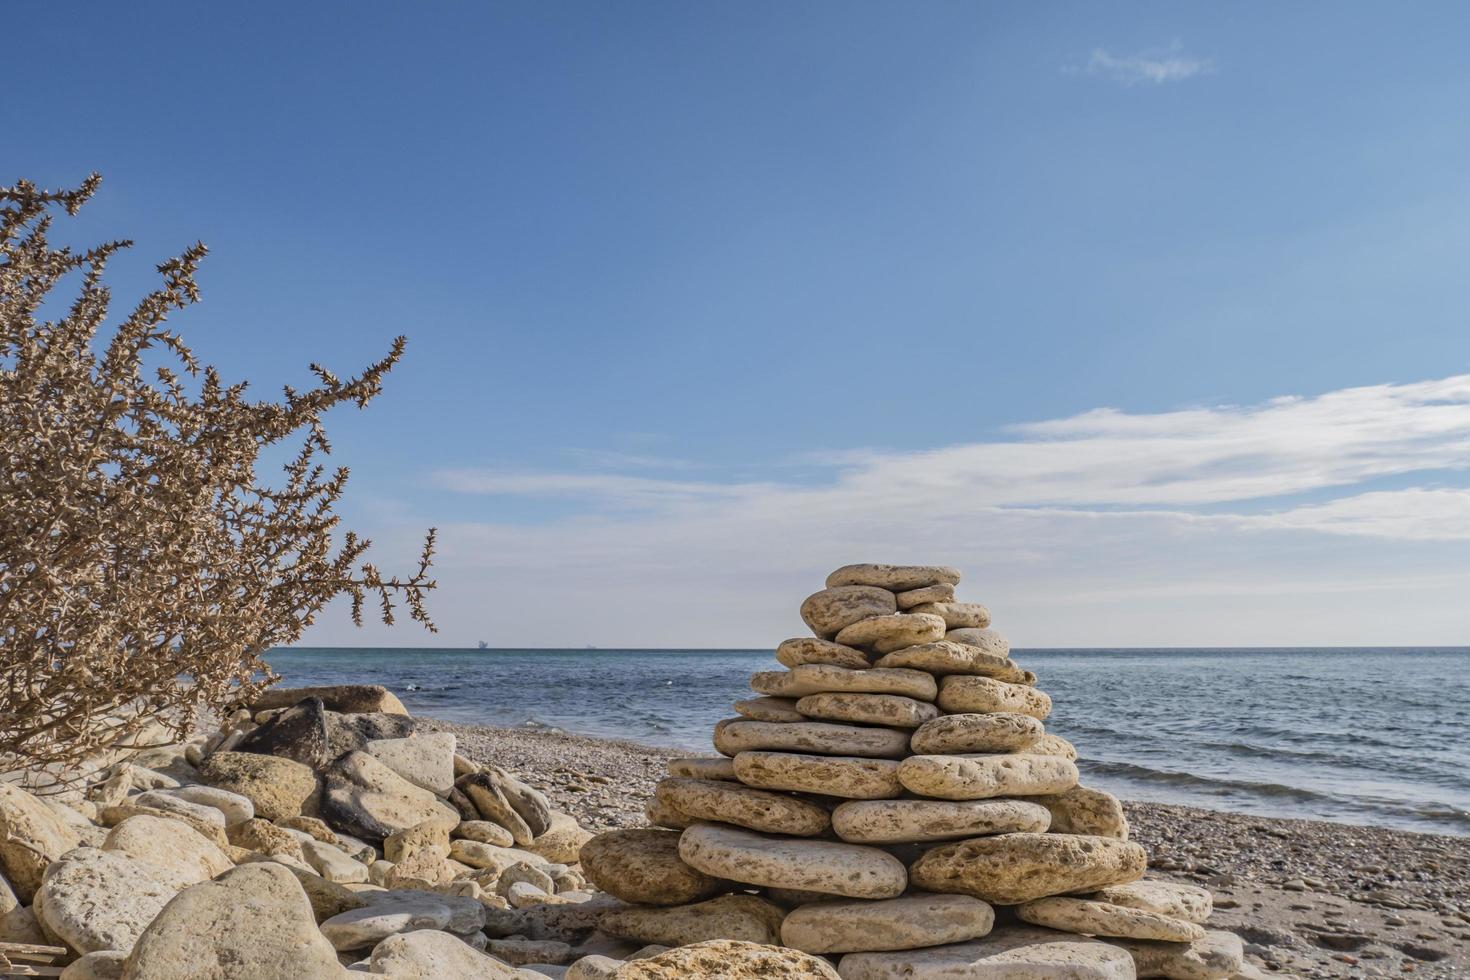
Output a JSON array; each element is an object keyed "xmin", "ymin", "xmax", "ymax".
[{"xmin": 424, "ymin": 716, "xmax": 1470, "ymax": 979}]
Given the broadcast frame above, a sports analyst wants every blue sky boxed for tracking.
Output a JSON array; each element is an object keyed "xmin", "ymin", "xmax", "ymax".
[{"xmin": 9, "ymin": 2, "xmax": 1470, "ymax": 646}]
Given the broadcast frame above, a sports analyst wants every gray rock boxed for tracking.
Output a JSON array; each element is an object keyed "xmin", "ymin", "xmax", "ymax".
[
  {"xmin": 320, "ymin": 751, "xmax": 459, "ymax": 842},
  {"xmin": 363, "ymin": 733, "xmax": 456, "ymax": 797}
]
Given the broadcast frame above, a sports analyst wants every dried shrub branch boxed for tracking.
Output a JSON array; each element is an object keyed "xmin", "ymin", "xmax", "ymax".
[{"xmin": 0, "ymin": 174, "xmax": 436, "ymax": 778}]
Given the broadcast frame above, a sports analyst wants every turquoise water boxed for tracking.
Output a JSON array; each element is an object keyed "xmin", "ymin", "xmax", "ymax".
[{"xmin": 267, "ymin": 646, "xmax": 1470, "ymax": 836}]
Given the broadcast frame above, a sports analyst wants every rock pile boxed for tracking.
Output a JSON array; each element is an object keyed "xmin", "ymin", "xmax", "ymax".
[{"xmin": 582, "ymin": 563, "xmax": 1255, "ymax": 979}]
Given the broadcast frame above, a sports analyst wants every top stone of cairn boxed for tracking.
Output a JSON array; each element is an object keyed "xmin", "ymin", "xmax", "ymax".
[{"xmin": 825, "ymin": 563, "xmax": 962, "ymax": 592}]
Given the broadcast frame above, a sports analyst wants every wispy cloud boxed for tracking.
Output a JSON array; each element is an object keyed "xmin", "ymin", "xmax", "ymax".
[{"xmin": 1078, "ymin": 40, "xmax": 1214, "ymax": 86}]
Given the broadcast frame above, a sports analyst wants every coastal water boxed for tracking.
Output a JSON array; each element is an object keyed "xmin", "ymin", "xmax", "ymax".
[{"xmin": 267, "ymin": 646, "xmax": 1470, "ymax": 836}]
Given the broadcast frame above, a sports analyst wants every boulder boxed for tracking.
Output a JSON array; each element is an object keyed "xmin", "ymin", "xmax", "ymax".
[
  {"xmin": 837, "ymin": 927, "xmax": 1135, "ymax": 979},
  {"xmin": 774, "ymin": 638, "xmax": 871, "ymax": 670},
  {"xmin": 656, "ymin": 777, "xmax": 830, "ymax": 837},
  {"xmin": 830, "ymin": 798, "xmax": 1051, "ymax": 844},
  {"xmin": 368, "ymin": 929, "xmax": 525, "ymax": 978},
  {"xmin": 798, "ymin": 586, "xmax": 898, "ymax": 638},
  {"xmin": 936, "ymin": 675, "xmax": 1052, "ymax": 719},
  {"xmin": 599, "ymin": 893, "xmax": 786, "ymax": 947},
  {"xmin": 1029, "ymin": 733, "xmax": 1079, "ymax": 759},
  {"xmin": 825, "ymin": 564, "xmax": 961, "ymax": 591},
  {"xmin": 483, "ymin": 765, "xmax": 554, "ymax": 837},
  {"xmin": 233, "ymin": 696, "xmax": 332, "ymax": 767},
  {"xmin": 35, "ymin": 848, "xmax": 192, "ymax": 954},
  {"xmin": 1091, "ymin": 880, "xmax": 1213, "ymax": 924},
  {"xmin": 1035, "ymin": 786, "xmax": 1129, "ymax": 839},
  {"xmin": 733, "ymin": 751, "xmax": 901, "ymax": 799},
  {"xmin": 122, "ymin": 862, "xmax": 347, "ymax": 978},
  {"xmin": 909, "ymin": 833, "xmax": 1147, "ymax": 904},
  {"xmin": 102, "ymin": 814, "xmax": 232, "ymax": 881},
  {"xmin": 97, "ymin": 803, "xmax": 226, "ymax": 848},
  {"xmin": 678, "ymin": 824, "xmax": 906, "ymax": 899},
  {"xmin": 130, "ymin": 792, "xmax": 227, "ymax": 830},
  {"xmin": 363, "ymin": 733, "xmax": 456, "ymax": 797},
  {"xmin": 896, "ymin": 753, "xmax": 1079, "ymax": 800},
  {"xmin": 620, "ymin": 939, "xmax": 841, "ymax": 979},
  {"xmin": 795, "ymin": 692, "xmax": 937, "ymax": 729},
  {"xmin": 319, "ymin": 750, "xmax": 459, "ymax": 841},
  {"xmin": 834, "ymin": 613, "xmax": 947, "ymax": 654},
  {"xmin": 0, "ymin": 781, "xmax": 82, "ymax": 901},
  {"xmin": 714, "ymin": 720, "xmax": 910, "ymax": 759},
  {"xmin": 249, "ymin": 684, "xmax": 408, "ymax": 715},
  {"xmin": 1017, "ymin": 896, "xmax": 1205, "ymax": 942},
  {"xmin": 580, "ymin": 828, "xmax": 726, "ymax": 906},
  {"xmin": 781, "ymin": 893, "xmax": 993, "ymax": 954},
  {"xmin": 909, "ymin": 712, "xmax": 1045, "ymax": 755},
  {"xmin": 196, "ymin": 752, "xmax": 319, "ymax": 822}
]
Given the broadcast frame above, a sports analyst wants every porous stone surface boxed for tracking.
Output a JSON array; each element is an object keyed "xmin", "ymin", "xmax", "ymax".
[
  {"xmin": 784, "ymin": 664, "xmax": 939, "ymax": 701},
  {"xmin": 799, "ymin": 586, "xmax": 897, "ymax": 638},
  {"xmin": 657, "ymin": 777, "xmax": 831, "ymax": 837},
  {"xmin": 795, "ymin": 692, "xmax": 938, "ymax": 729},
  {"xmin": 599, "ymin": 893, "xmax": 787, "ymax": 946},
  {"xmin": 619, "ymin": 939, "xmax": 842, "ymax": 979},
  {"xmin": 102, "ymin": 814, "xmax": 233, "ymax": 882},
  {"xmin": 678, "ymin": 824, "xmax": 907, "ymax": 899},
  {"xmin": 579, "ymin": 828, "xmax": 725, "ymax": 906},
  {"xmin": 1091, "ymin": 880, "xmax": 1213, "ymax": 924},
  {"xmin": 1028, "ymin": 733, "xmax": 1079, "ymax": 759},
  {"xmin": 830, "ymin": 798, "xmax": 1051, "ymax": 843},
  {"xmin": 825, "ymin": 564, "xmax": 961, "ymax": 591},
  {"xmin": 667, "ymin": 757, "xmax": 737, "ymax": 781},
  {"xmin": 909, "ymin": 833, "xmax": 1148, "ymax": 904},
  {"xmin": 837, "ymin": 927, "xmax": 1136, "ymax": 979},
  {"xmin": 780, "ymin": 893, "xmax": 995, "ymax": 953},
  {"xmin": 1111, "ymin": 928, "xmax": 1245, "ymax": 979},
  {"xmin": 775, "ymin": 637, "xmax": 871, "ymax": 670},
  {"xmin": 525, "ymin": 810, "xmax": 593, "ymax": 864},
  {"xmin": 0, "ymin": 782, "xmax": 82, "ymax": 903},
  {"xmin": 455, "ymin": 819, "xmax": 515, "ymax": 847},
  {"xmin": 935, "ymin": 675, "xmax": 1053, "ymax": 718},
  {"xmin": 1035, "ymin": 785, "xmax": 1130, "ymax": 839},
  {"xmin": 896, "ymin": 753, "xmax": 1079, "ymax": 800},
  {"xmin": 35, "ymin": 848, "xmax": 191, "ymax": 954},
  {"xmin": 714, "ymin": 720, "xmax": 911, "ymax": 759},
  {"xmin": 834, "ymin": 613, "xmax": 947, "ymax": 654},
  {"xmin": 908, "ymin": 712, "xmax": 1045, "ymax": 754},
  {"xmin": 733, "ymin": 696, "xmax": 805, "ymax": 722},
  {"xmin": 318, "ymin": 891, "xmax": 454, "ymax": 950},
  {"xmin": 876, "ymin": 639, "xmax": 1024, "ymax": 682},
  {"xmin": 905, "ymin": 602, "xmax": 992, "ymax": 629},
  {"xmin": 196, "ymin": 751, "xmax": 320, "ymax": 822},
  {"xmin": 368, "ymin": 929, "xmax": 525, "ymax": 978},
  {"xmin": 1018, "ymin": 896, "xmax": 1205, "ymax": 941},
  {"xmin": 156, "ymin": 785, "xmax": 254, "ymax": 826},
  {"xmin": 732, "ymin": 751, "xmax": 902, "ymax": 799},
  {"xmin": 894, "ymin": 583, "xmax": 955, "ymax": 608}
]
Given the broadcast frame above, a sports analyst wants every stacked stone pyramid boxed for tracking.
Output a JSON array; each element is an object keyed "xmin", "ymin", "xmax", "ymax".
[{"xmin": 581, "ymin": 563, "xmax": 1250, "ymax": 979}]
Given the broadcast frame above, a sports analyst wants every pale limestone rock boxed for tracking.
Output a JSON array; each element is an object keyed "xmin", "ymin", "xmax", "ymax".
[
  {"xmin": 1035, "ymin": 786, "xmax": 1129, "ymax": 839},
  {"xmin": 507, "ymin": 880, "xmax": 551, "ymax": 907},
  {"xmin": 644, "ymin": 796, "xmax": 696, "ymax": 830},
  {"xmin": 656, "ymin": 777, "xmax": 830, "ymax": 837},
  {"xmin": 565, "ymin": 955, "xmax": 622, "ymax": 980},
  {"xmin": 382, "ymin": 817, "xmax": 452, "ymax": 862},
  {"xmin": 835, "ymin": 613, "xmax": 947, "ymax": 654},
  {"xmin": 368, "ymin": 929, "xmax": 524, "ymax": 978},
  {"xmin": 907, "ymin": 602, "xmax": 992, "ymax": 629},
  {"xmin": 319, "ymin": 892, "xmax": 454, "ymax": 950},
  {"xmin": 826, "ymin": 564, "xmax": 961, "ymax": 591},
  {"xmin": 600, "ymin": 893, "xmax": 786, "ymax": 947},
  {"xmin": 449, "ymin": 840, "xmax": 549, "ymax": 874},
  {"xmin": 775, "ymin": 637, "xmax": 871, "ymax": 670},
  {"xmin": 936, "ymin": 675, "xmax": 1052, "ymax": 719},
  {"xmin": 363, "ymin": 732, "xmax": 456, "ymax": 796},
  {"xmin": 97, "ymin": 803, "xmax": 226, "ymax": 849},
  {"xmin": 322, "ymin": 751, "xmax": 460, "ymax": 841},
  {"xmin": 909, "ymin": 712, "xmax": 1045, "ymax": 755},
  {"xmin": 0, "ymin": 871, "xmax": 14, "ymax": 915},
  {"xmin": 59, "ymin": 950, "xmax": 127, "ymax": 979},
  {"xmin": 302, "ymin": 839, "xmax": 370, "ymax": 883},
  {"xmin": 1112, "ymin": 929, "xmax": 1245, "ymax": 979},
  {"xmin": 1092, "ymin": 880, "xmax": 1213, "ymax": 924},
  {"xmin": 897, "ymin": 753, "xmax": 1079, "ymax": 800},
  {"xmin": 0, "ymin": 905, "xmax": 48, "ymax": 945},
  {"xmin": 579, "ymin": 828, "xmax": 725, "ymax": 906},
  {"xmin": 749, "ymin": 671, "xmax": 806, "ymax": 698},
  {"xmin": 122, "ymin": 863, "xmax": 347, "ymax": 979},
  {"xmin": 733, "ymin": 697, "xmax": 805, "ymax": 722},
  {"xmin": 831, "ymin": 798, "xmax": 1051, "ymax": 844},
  {"xmin": 894, "ymin": 583, "xmax": 956, "ymax": 608},
  {"xmin": 155, "ymin": 785, "xmax": 254, "ymax": 826},
  {"xmin": 1028, "ymin": 733, "xmax": 1079, "ymax": 759},
  {"xmin": 733, "ymin": 751, "xmax": 901, "ymax": 800},
  {"xmin": 196, "ymin": 751, "xmax": 320, "ymax": 823},
  {"xmin": 132, "ymin": 791, "xmax": 227, "ymax": 829},
  {"xmin": 784, "ymin": 664, "xmax": 938, "ymax": 701},
  {"xmin": 678, "ymin": 824, "xmax": 906, "ymax": 899},
  {"xmin": 102, "ymin": 814, "xmax": 232, "ymax": 881},
  {"xmin": 0, "ymin": 781, "xmax": 82, "ymax": 902},
  {"xmin": 619, "ymin": 939, "xmax": 840, "ymax": 979},
  {"xmin": 714, "ymin": 720, "xmax": 910, "ymax": 759},
  {"xmin": 456, "ymin": 820, "xmax": 516, "ymax": 847},
  {"xmin": 668, "ymin": 757, "xmax": 738, "ymax": 780},
  {"xmin": 35, "ymin": 848, "xmax": 193, "ymax": 954},
  {"xmin": 796, "ymin": 692, "xmax": 937, "ymax": 729},
  {"xmin": 1018, "ymin": 896, "xmax": 1205, "ymax": 941},
  {"xmin": 781, "ymin": 893, "xmax": 994, "ymax": 953},
  {"xmin": 227, "ymin": 818, "xmax": 305, "ymax": 859},
  {"xmin": 910, "ymin": 833, "xmax": 1147, "ymax": 904},
  {"xmin": 837, "ymin": 927, "xmax": 1135, "ymax": 980},
  {"xmin": 877, "ymin": 639, "xmax": 1026, "ymax": 683},
  {"xmin": 799, "ymin": 586, "xmax": 898, "ymax": 638},
  {"xmin": 527, "ymin": 811, "xmax": 594, "ymax": 864},
  {"xmin": 484, "ymin": 936, "xmax": 573, "ymax": 966}
]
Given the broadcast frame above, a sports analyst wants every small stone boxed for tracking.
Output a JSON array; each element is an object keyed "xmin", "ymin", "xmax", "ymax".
[
  {"xmin": 831, "ymin": 798, "xmax": 1051, "ymax": 843},
  {"xmin": 369, "ymin": 929, "xmax": 524, "ymax": 978},
  {"xmin": 796, "ymin": 692, "xmax": 938, "ymax": 729},
  {"xmin": 456, "ymin": 820, "xmax": 516, "ymax": 848},
  {"xmin": 449, "ymin": 840, "xmax": 549, "ymax": 874},
  {"xmin": 196, "ymin": 751, "xmax": 320, "ymax": 823},
  {"xmin": 897, "ymin": 753, "xmax": 1079, "ymax": 800},
  {"xmin": 319, "ymin": 891, "xmax": 453, "ymax": 950},
  {"xmin": 733, "ymin": 697, "xmax": 806, "ymax": 722},
  {"xmin": 667, "ymin": 758, "xmax": 738, "ymax": 781},
  {"xmin": 1034, "ymin": 786, "xmax": 1129, "ymax": 839},
  {"xmin": 1091, "ymin": 881, "xmax": 1213, "ymax": 924},
  {"xmin": 1018, "ymin": 896, "xmax": 1205, "ymax": 941},
  {"xmin": 837, "ymin": 927, "xmax": 1134, "ymax": 979},
  {"xmin": 645, "ymin": 797, "xmax": 696, "ymax": 830},
  {"xmin": 799, "ymin": 587, "xmax": 898, "ymax": 638},
  {"xmin": 363, "ymin": 732, "xmax": 457, "ymax": 796},
  {"xmin": 733, "ymin": 751, "xmax": 901, "ymax": 799},
  {"xmin": 714, "ymin": 720, "xmax": 911, "ymax": 759},
  {"xmin": 565, "ymin": 954, "xmax": 623, "ymax": 980},
  {"xmin": 781, "ymin": 893, "xmax": 994, "ymax": 953},
  {"xmin": 301, "ymin": 838, "xmax": 370, "ymax": 883},
  {"xmin": 484, "ymin": 936, "xmax": 574, "ymax": 966},
  {"xmin": 936, "ymin": 675, "xmax": 1052, "ymax": 719},
  {"xmin": 1111, "ymin": 929, "xmax": 1245, "ymax": 979},
  {"xmin": 909, "ymin": 712, "xmax": 1045, "ymax": 754},
  {"xmin": 383, "ymin": 817, "xmax": 454, "ymax": 863},
  {"xmin": 894, "ymin": 583, "xmax": 955, "ymax": 608},
  {"xmin": 600, "ymin": 894, "xmax": 787, "ymax": 947},
  {"xmin": 678, "ymin": 824, "xmax": 907, "ymax": 900},
  {"xmin": 507, "ymin": 880, "xmax": 552, "ymax": 907},
  {"xmin": 910, "ymin": 833, "xmax": 1147, "ymax": 904},
  {"xmin": 0, "ymin": 782, "xmax": 82, "ymax": 902},
  {"xmin": 775, "ymin": 637, "xmax": 872, "ymax": 670},
  {"xmin": 835, "ymin": 613, "xmax": 947, "ymax": 654},
  {"xmin": 907, "ymin": 602, "xmax": 992, "ymax": 629},
  {"xmin": 875, "ymin": 640, "xmax": 1026, "ymax": 682},
  {"xmin": 579, "ymin": 828, "xmax": 726, "ymax": 906},
  {"xmin": 826, "ymin": 564, "xmax": 961, "ymax": 591},
  {"xmin": 656, "ymin": 777, "xmax": 831, "ymax": 837}
]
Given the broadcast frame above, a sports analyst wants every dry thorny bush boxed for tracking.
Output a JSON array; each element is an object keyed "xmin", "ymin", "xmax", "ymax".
[{"xmin": 0, "ymin": 174, "xmax": 435, "ymax": 783}]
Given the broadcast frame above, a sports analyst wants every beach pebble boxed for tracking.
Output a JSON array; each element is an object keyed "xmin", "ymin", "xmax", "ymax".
[
  {"xmin": 795, "ymin": 692, "xmax": 938, "ymax": 729},
  {"xmin": 907, "ymin": 602, "xmax": 992, "ymax": 629},
  {"xmin": 301, "ymin": 838, "xmax": 370, "ymax": 883},
  {"xmin": 132, "ymin": 791, "xmax": 228, "ymax": 829},
  {"xmin": 775, "ymin": 637, "xmax": 872, "ymax": 670},
  {"xmin": 152, "ymin": 785, "xmax": 255, "ymax": 826},
  {"xmin": 449, "ymin": 839, "xmax": 548, "ymax": 874},
  {"xmin": 456, "ymin": 820, "xmax": 516, "ymax": 848},
  {"xmin": 835, "ymin": 613, "xmax": 947, "ymax": 654},
  {"xmin": 799, "ymin": 586, "xmax": 897, "ymax": 638},
  {"xmin": 909, "ymin": 712, "xmax": 1045, "ymax": 755},
  {"xmin": 826, "ymin": 563, "xmax": 962, "ymax": 591},
  {"xmin": 780, "ymin": 893, "xmax": 995, "ymax": 953},
  {"xmin": 678, "ymin": 823, "xmax": 907, "ymax": 899},
  {"xmin": 831, "ymin": 798, "xmax": 1051, "ymax": 844},
  {"xmin": 599, "ymin": 893, "xmax": 787, "ymax": 947},
  {"xmin": 897, "ymin": 753, "xmax": 1079, "ymax": 800},
  {"xmin": 937, "ymin": 675, "xmax": 1052, "ymax": 719},
  {"xmin": 909, "ymin": 833, "xmax": 1147, "ymax": 904},
  {"xmin": 1018, "ymin": 896, "xmax": 1205, "ymax": 941},
  {"xmin": 733, "ymin": 751, "xmax": 902, "ymax": 800},
  {"xmin": 1034, "ymin": 785, "xmax": 1130, "ymax": 839},
  {"xmin": 579, "ymin": 828, "xmax": 726, "ymax": 906},
  {"xmin": 714, "ymin": 720, "xmax": 911, "ymax": 759},
  {"xmin": 656, "ymin": 777, "xmax": 831, "ymax": 837},
  {"xmin": 837, "ymin": 927, "xmax": 1135, "ymax": 980}
]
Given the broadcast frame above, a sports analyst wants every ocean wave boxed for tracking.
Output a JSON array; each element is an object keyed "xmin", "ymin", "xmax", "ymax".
[{"xmin": 1081, "ymin": 759, "xmax": 1340, "ymax": 805}]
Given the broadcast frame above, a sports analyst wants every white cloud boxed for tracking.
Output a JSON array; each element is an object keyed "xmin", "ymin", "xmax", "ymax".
[{"xmin": 1080, "ymin": 41, "xmax": 1214, "ymax": 86}]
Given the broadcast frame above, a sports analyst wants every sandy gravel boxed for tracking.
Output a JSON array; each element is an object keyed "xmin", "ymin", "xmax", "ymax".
[{"xmin": 424, "ymin": 717, "xmax": 1470, "ymax": 980}]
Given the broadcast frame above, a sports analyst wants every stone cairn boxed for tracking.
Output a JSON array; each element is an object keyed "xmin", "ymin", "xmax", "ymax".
[{"xmin": 580, "ymin": 563, "xmax": 1253, "ymax": 979}]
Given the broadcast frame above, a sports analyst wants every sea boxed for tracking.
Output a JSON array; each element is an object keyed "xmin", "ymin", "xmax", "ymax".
[{"xmin": 267, "ymin": 647, "xmax": 1470, "ymax": 837}]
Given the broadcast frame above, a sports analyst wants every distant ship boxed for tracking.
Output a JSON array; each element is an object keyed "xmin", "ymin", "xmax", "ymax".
[{"xmin": 477, "ymin": 641, "xmax": 488, "ymax": 650}]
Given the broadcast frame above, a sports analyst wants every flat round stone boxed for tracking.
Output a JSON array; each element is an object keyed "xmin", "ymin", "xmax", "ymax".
[
  {"xmin": 678, "ymin": 824, "xmax": 907, "ymax": 899},
  {"xmin": 1112, "ymin": 929, "xmax": 1245, "ymax": 979},
  {"xmin": 909, "ymin": 713, "xmax": 1044, "ymax": 754},
  {"xmin": 894, "ymin": 583, "xmax": 955, "ymax": 608},
  {"xmin": 837, "ymin": 927, "xmax": 1136, "ymax": 980},
  {"xmin": 909, "ymin": 833, "xmax": 1147, "ymax": 904},
  {"xmin": 907, "ymin": 603, "xmax": 991, "ymax": 629},
  {"xmin": 668, "ymin": 757, "xmax": 738, "ymax": 781},
  {"xmin": 787, "ymin": 664, "xmax": 938, "ymax": 701},
  {"xmin": 937, "ymin": 676, "xmax": 1052, "ymax": 719},
  {"xmin": 656, "ymin": 777, "xmax": 831, "ymax": 837},
  {"xmin": 733, "ymin": 751, "xmax": 901, "ymax": 800},
  {"xmin": 1091, "ymin": 880, "xmax": 1213, "ymax": 923},
  {"xmin": 831, "ymin": 798, "xmax": 1051, "ymax": 844},
  {"xmin": 835, "ymin": 613, "xmax": 946, "ymax": 654},
  {"xmin": 600, "ymin": 893, "xmax": 787, "ymax": 947},
  {"xmin": 826, "ymin": 564, "xmax": 962, "ymax": 591},
  {"xmin": 776, "ymin": 637, "xmax": 871, "ymax": 670},
  {"xmin": 1028, "ymin": 733, "xmax": 1078, "ymax": 759},
  {"xmin": 579, "ymin": 828, "xmax": 726, "ymax": 906},
  {"xmin": 781, "ymin": 893, "xmax": 994, "ymax": 954},
  {"xmin": 1034, "ymin": 786, "xmax": 1128, "ymax": 839},
  {"xmin": 714, "ymin": 720, "xmax": 911, "ymax": 759},
  {"xmin": 796, "ymin": 693, "xmax": 937, "ymax": 729},
  {"xmin": 800, "ymin": 587, "xmax": 898, "ymax": 638},
  {"xmin": 750, "ymin": 670, "xmax": 804, "ymax": 697},
  {"xmin": 876, "ymin": 640, "xmax": 1026, "ymax": 682},
  {"xmin": 1017, "ymin": 896, "xmax": 1205, "ymax": 941},
  {"xmin": 734, "ymin": 697, "xmax": 804, "ymax": 722},
  {"xmin": 898, "ymin": 754, "xmax": 1078, "ymax": 800}
]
